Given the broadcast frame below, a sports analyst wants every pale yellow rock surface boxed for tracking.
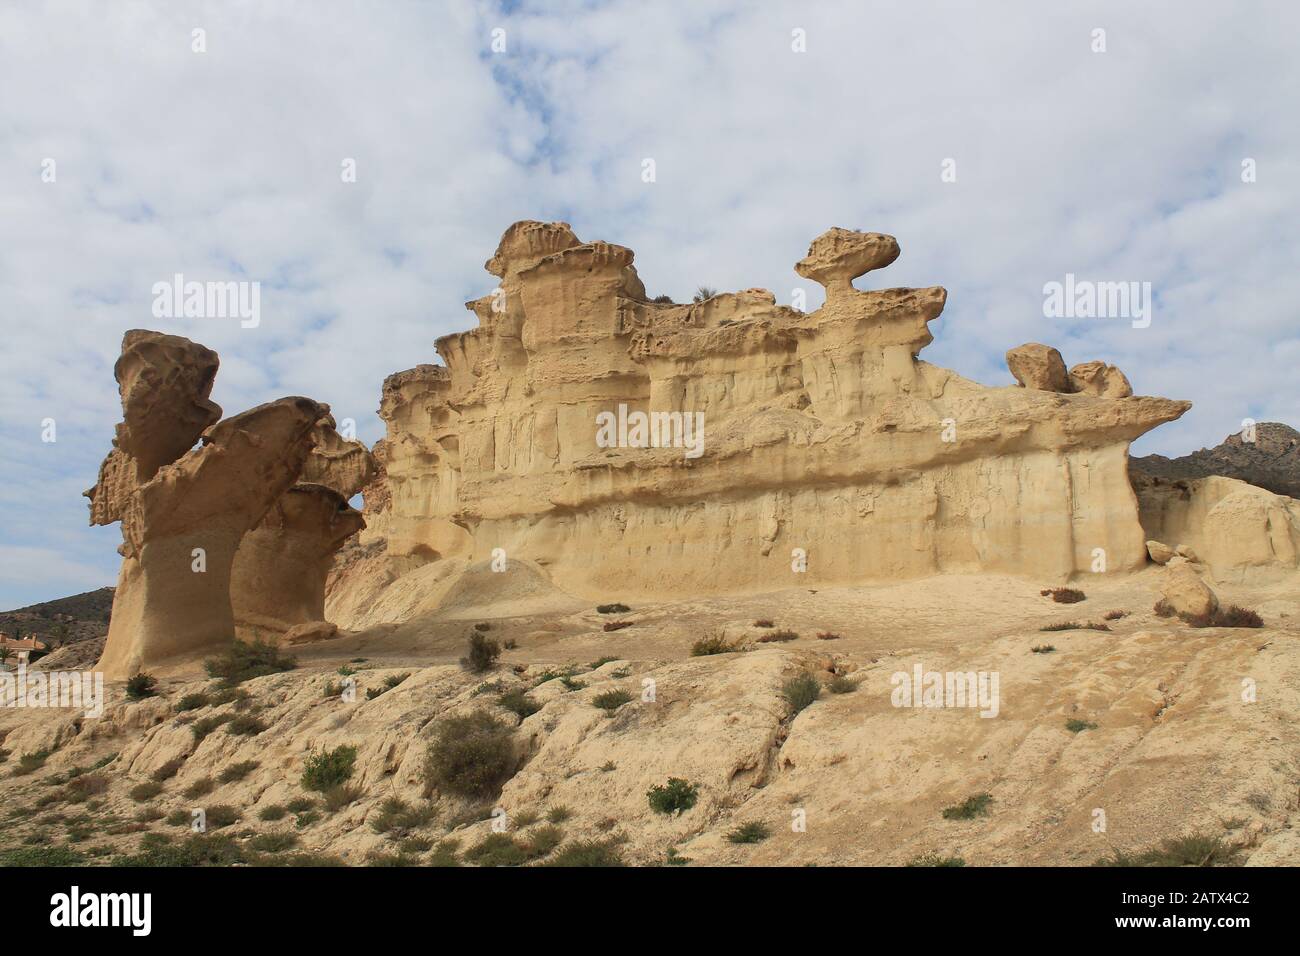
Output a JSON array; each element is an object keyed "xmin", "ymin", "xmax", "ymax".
[
  {"xmin": 1069, "ymin": 360, "xmax": 1133, "ymax": 398},
  {"xmin": 328, "ymin": 222, "xmax": 1189, "ymax": 627},
  {"xmin": 1146, "ymin": 540, "xmax": 1175, "ymax": 564},
  {"xmin": 1006, "ymin": 343, "xmax": 1071, "ymax": 392},
  {"xmin": 1160, "ymin": 557, "xmax": 1220, "ymax": 618},
  {"xmin": 1134, "ymin": 473, "xmax": 1300, "ymax": 583},
  {"xmin": 4, "ymin": 570, "xmax": 1297, "ymax": 867}
]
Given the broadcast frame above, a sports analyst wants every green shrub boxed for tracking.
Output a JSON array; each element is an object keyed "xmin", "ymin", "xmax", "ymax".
[
  {"xmin": 370, "ymin": 797, "xmax": 435, "ymax": 835},
  {"xmin": 1065, "ymin": 719, "xmax": 1098, "ymax": 733},
  {"xmin": 782, "ymin": 673, "xmax": 821, "ymax": 714},
  {"xmin": 647, "ymin": 777, "xmax": 699, "ymax": 816},
  {"xmin": 204, "ymin": 805, "xmax": 241, "ymax": 829},
  {"xmin": 204, "ymin": 640, "xmax": 296, "ymax": 687},
  {"xmin": 525, "ymin": 824, "xmax": 564, "ymax": 858},
  {"xmin": 63, "ymin": 774, "xmax": 109, "ymax": 803},
  {"xmin": 827, "ymin": 675, "xmax": 857, "ymax": 694},
  {"xmin": 218, "ymin": 760, "xmax": 259, "ymax": 784},
  {"xmin": 125, "ymin": 673, "xmax": 158, "ymax": 700},
  {"xmin": 285, "ymin": 797, "xmax": 315, "ymax": 813},
  {"xmin": 726, "ymin": 821, "xmax": 771, "ymax": 844},
  {"xmin": 191, "ymin": 713, "xmax": 232, "ymax": 742},
  {"xmin": 1095, "ymin": 833, "xmax": 1237, "ymax": 867},
  {"xmin": 545, "ymin": 839, "xmax": 624, "ymax": 867},
  {"xmin": 183, "ymin": 778, "xmax": 214, "ymax": 799},
  {"xmin": 117, "ymin": 832, "xmax": 245, "ymax": 867},
  {"xmin": 301, "ymin": 745, "xmax": 357, "ymax": 792},
  {"xmin": 460, "ymin": 632, "xmax": 501, "ymax": 673},
  {"xmin": 592, "ymin": 688, "xmax": 634, "ymax": 713},
  {"xmin": 464, "ymin": 833, "xmax": 527, "ymax": 867},
  {"xmin": 497, "ymin": 688, "xmax": 540, "ymax": 718},
  {"xmin": 0, "ymin": 845, "xmax": 86, "ymax": 866},
  {"xmin": 175, "ymin": 693, "xmax": 210, "ymax": 712},
  {"xmin": 258, "ymin": 805, "xmax": 288, "ymax": 822},
  {"xmin": 226, "ymin": 713, "xmax": 267, "ymax": 736},
  {"xmin": 690, "ymin": 633, "xmax": 734, "ymax": 656},
  {"xmin": 942, "ymin": 793, "xmax": 993, "ymax": 820},
  {"xmin": 322, "ymin": 784, "xmax": 362, "ymax": 811},
  {"xmin": 907, "ymin": 852, "xmax": 966, "ymax": 867},
  {"xmin": 546, "ymin": 805, "xmax": 573, "ymax": 824},
  {"xmin": 423, "ymin": 711, "xmax": 516, "ymax": 798},
  {"xmin": 13, "ymin": 750, "xmax": 49, "ymax": 776},
  {"xmin": 130, "ymin": 781, "xmax": 163, "ymax": 802},
  {"xmin": 589, "ymin": 656, "xmax": 619, "ymax": 669},
  {"xmin": 429, "ymin": 840, "xmax": 461, "ymax": 867},
  {"xmin": 165, "ymin": 809, "xmax": 191, "ymax": 827},
  {"xmin": 248, "ymin": 831, "xmax": 299, "ymax": 853},
  {"xmin": 152, "ymin": 757, "xmax": 185, "ymax": 782}
]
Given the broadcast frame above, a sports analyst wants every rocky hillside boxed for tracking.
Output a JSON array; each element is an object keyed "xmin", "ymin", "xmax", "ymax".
[
  {"xmin": 0, "ymin": 587, "xmax": 113, "ymax": 648},
  {"xmin": 1132, "ymin": 422, "xmax": 1300, "ymax": 499}
]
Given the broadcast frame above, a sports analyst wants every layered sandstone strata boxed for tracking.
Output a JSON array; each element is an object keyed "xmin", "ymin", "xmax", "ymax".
[
  {"xmin": 88, "ymin": 331, "xmax": 330, "ymax": 677},
  {"xmin": 350, "ymin": 221, "xmax": 1189, "ymax": 609}
]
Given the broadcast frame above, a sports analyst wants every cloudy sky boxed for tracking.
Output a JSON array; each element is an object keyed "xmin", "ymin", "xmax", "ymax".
[{"xmin": 1, "ymin": 0, "xmax": 1297, "ymax": 608}]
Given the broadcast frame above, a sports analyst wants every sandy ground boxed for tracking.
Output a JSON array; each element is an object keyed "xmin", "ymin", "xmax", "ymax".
[{"xmin": 2, "ymin": 567, "xmax": 1297, "ymax": 866}]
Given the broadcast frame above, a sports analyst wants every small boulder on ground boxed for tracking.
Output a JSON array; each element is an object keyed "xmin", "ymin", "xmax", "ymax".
[
  {"xmin": 283, "ymin": 621, "xmax": 340, "ymax": 645},
  {"xmin": 1160, "ymin": 557, "xmax": 1219, "ymax": 619},
  {"xmin": 1147, "ymin": 540, "xmax": 1175, "ymax": 565}
]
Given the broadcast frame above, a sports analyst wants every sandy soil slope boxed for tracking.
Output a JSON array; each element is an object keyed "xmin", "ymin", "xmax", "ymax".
[{"xmin": 1, "ymin": 569, "xmax": 1296, "ymax": 866}]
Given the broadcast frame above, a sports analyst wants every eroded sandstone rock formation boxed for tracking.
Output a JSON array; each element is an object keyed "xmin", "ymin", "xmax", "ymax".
[
  {"xmin": 342, "ymin": 221, "xmax": 1189, "ymax": 615},
  {"xmin": 88, "ymin": 330, "xmax": 330, "ymax": 677},
  {"xmin": 230, "ymin": 415, "xmax": 374, "ymax": 641}
]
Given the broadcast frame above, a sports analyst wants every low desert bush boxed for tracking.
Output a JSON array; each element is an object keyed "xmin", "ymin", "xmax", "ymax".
[
  {"xmin": 1103, "ymin": 609, "xmax": 1127, "ymax": 621},
  {"xmin": 226, "ymin": 713, "xmax": 267, "ymax": 736},
  {"xmin": 1040, "ymin": 621, "xmax": 1110, "ymax": 632},
  {"xmin": 942, "ymin": 793, "xmax": 993, "ymax": 820},
  {"xmin": 175, "ymin": 693, "xmax": 209, "ymax": 712},
  {"xmin": 497, "ymin": 688, "xmax": 540, "ymax": 718},
  {"xmin": 690, "ymin": 633, "xmax": 734, "ymax": 656},
  {"xmin": 1095, "ymin": 833, "xmax": 1237, "ymax": 867},
  {"xmin": 592, "ymin": 688, "xmax": 634, "ymax": 713},
  {"xmin": 647, "ymin": 777, "xmax": 699, "ymax": 816},
  {"xmin": 544, "ymin": 839, "xmax": 624, "ymax": 867},
  {"xmin": 602, "ymin": 620, "xmax": 633, "ymax": 632},
  {"xmin": 816, "ymin": 631, "xmax": 842, "ymax": 640},
  {"xmin": 204, "ymin": 640, "xmax": 296, "ymax": 687},
  {"xmin": 258, "ymin": 805, "xmax": 288, "ymax": 822},
  {"xmin": 152, "ymin": 757, "xmax": 185, "ymax": 782},
  {"xmin": 827, "ymin": 675, "xmax": 858, "ymax": 694},
  {"xmin": 1030, "ymin": 644, "xmax": 1055, "ymax": 653},
  {"xmin": 757, "ymin": 629, "xmax": 799, "ymax": 643},
  {"xmin": 218, "ymin": 760, "xmax": 259, "ymax": 784},
  {"xmin": 183, "ymin": 778, "xmax": 214, "ymax": 799},
  {"xmin": 369, "ymin": 797, "xmax": 435, "ymax": 835},
  {"xmin": 1066, "ymin": 719, "xmax": 1098, "ymax": 733},
  {"xmin": 464, "ymin": 832, "xmax": 527, "ymax": 867},
  {"xmin": 423, "ymin": 711, "xmax": 515, "ymax": 798},
  {"xmin": 907, "ymin": 852, "xmax": 966, "ymax": 867},
  {"xmin": 1042, "ymin": 587, "xmax": 1086, "ymax": 603},
  {"xmin": 596, "ymin": 603, "xmax": 630, "ymax": 614},
  {"xmin": 460, "ymin": 632, "xmax": 501, "ymax": 673},
  {"xmin": 130, "ymin": 781, "xmax": 163, "ymax": 802},
  {"xmin": 301, "ymin": 745, "xmax": 357, "ymax": 792},
  {"xmin": 726, "ymin": 821, "xmax": 771, "ymax": 844},
  {"xmin": 125, "ymin": 673, "xmax": 157, "ymax": 700},
  {"xmin": 782, "ymin": 673, "xmax": 821, "ymax": 714}
]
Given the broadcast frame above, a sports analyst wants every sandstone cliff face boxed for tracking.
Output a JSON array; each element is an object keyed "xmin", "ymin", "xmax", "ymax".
[
  {"xmin": 231, "ymin": 416, "xmax": 374, "ymax": 641},
  {"xmin": 88, "ymin": 331, "xmax": 335, "ymax": 677},
  {"xmin": 1134, "ymin": 473, "xmax": 1300, "ymax": 583},
  {"xmin": 344, "ymin": 221, "xmax": 1188, "ymax": 619}
]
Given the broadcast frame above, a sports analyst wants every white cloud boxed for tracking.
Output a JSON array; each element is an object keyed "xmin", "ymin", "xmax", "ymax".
[{"xmin": 1, "ymin": 0, "xmax": 1297, "ymax": 605}]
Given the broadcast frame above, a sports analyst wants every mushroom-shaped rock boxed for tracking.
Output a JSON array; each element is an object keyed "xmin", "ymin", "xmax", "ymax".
[
  {"xmin": 1006, "ymin": 343, "xmax": 1072, "ymax": 392},
  {"xmin": 85, "ymin": 330, "xmax": 223, "ymax": 526},
  {"xmin": 1069, "ymin": 360, "xmax": 1133, "ymax": 398},
  {"xmin": 795, "ymin": 228, "xmax": 900, "ymax": 299},
  {"xmin": 96, "ymin": 396, "xmax": 328, "ymax": 678},
  {"xmin": 486, "ymin": 220, "xmax": 581, "ymax": 282}
]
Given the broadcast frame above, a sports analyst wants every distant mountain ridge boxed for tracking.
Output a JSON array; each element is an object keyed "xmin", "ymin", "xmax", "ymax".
[
  {"xmin": 0, "ymin": 586, "xmax": 114, "ymax": 648},
  {"xmin": 1130, "ymin": 422, "xmax": 1300, "ymax": 499}
]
